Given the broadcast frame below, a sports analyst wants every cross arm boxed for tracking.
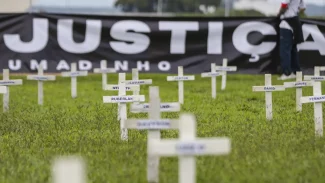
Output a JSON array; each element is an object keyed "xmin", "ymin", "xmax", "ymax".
[
  {"xmin": 125, "ymin": 119, "xmax": 180, "ymax": 129},
  {"xmin": 167, "ymin": 76, "xmax": 195, "ymax": 81},
  {"xmin": 252, "ymin": 85, "xmax": 285, "ymax": 92},
  {"xmin": 148, "ymin": 138, "xmax": 231, "ymax": 156},
  {"xmin": 304, "ymin": 76, "xmax": 325, "ymax": 81},
  {"xmin": 27, "ymin": 75, "xmax": 56, "ymax": 81},
  {"xmin": 0, "ymin": 79, "xmax": 23, "ymax": 85},
  {"xmin": 93, "ymin": 68, "xmax": 116, "ymax": 73},
  {"xmin": 201, "ymin": 72, "xmax": 221, "ymax": 77},
  {"xmin": 284, "ymin": 81, "xmax": 313, "ymax": 88},
  {"xmin": 125, "ymin": 79, "xmax": 152, "ymax": 85},
  {"xmin": 104, "ymin": 84, "xmax": 140, "ymax": 91},
  {"xmin": 215, "ymin": 66, "xmax": 237, "ymax": 71},
  {"xmin": 103, "ymin": 95, "xmax": 145, "ymax": 103},
  {"xmin": 301, "ymin": 95, "xmax": 325, "ymax": 103},
  {"xmin": 61, "ymin": 71, "xmax": 88, "ymax": 77},
  {"xmin": 130, "ymin": 103, "xmax": 181, "ymax": 113}
]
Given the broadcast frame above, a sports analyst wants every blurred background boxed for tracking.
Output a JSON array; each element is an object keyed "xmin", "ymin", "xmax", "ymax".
[{"xmin": 0, "ymin": 0, "xmax": 324, "ymax": 18}]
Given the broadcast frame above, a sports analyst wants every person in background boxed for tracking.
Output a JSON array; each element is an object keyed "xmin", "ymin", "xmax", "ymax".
[{"xmin": 277, "ymin": 0, "xmax": 306, "ymax": 80}]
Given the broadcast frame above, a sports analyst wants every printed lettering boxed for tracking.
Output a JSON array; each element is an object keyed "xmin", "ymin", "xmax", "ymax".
[
  {"xmin": 295, "ymin": 82, "xmax": 307, "ymax": 86},
  {"xmin": 137, "ymin": 120, "xmax": 171, "ymax": 129},
  {"xmin": 309, "ymin": 96, "xmax": 325, "ymax": 102},
  {"xmin": 264, "ymin": 86, "xmax": 275, "ymax": 91},
  {"xmin": 311, "ymin": 77, "xmax": 325, "ymax": 80},
  {"xmin": 176, "ymin": 143, "xmax": 205, "ymax": 154},
  {"xmin": 175, "ymin": 76, "xmax": 189, "ymax": 80}
]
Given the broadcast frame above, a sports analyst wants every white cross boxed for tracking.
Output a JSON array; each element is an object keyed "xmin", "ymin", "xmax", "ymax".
[
  {"xmin": 125, "ymin": 86, "xmax": 180, "ymax": 183},
  {"xmin": 215, "ymin": 58, "xmax": 237, "ymax": 90},
  {"xmin": 132, "ymin": 68, "xmax": 141, "ymax": 105},
  {"xmin": 301, "ymin": 81, "xmax": 325, "ymax": 137},
  {"xmin": 148, "ymin": 113, "xmax": 231, "ymax": 183},
  {"xmin": 52, "ymin": 156, "xmax": 86, "ymax": 183},
  {"xmin": 0, "ymin": 69, "xmax": 23, "ymax": 112},
  {"xmin": 304, "ymin": 66, "xmax": 325, "ymax": 81},
  {"xmin": 103, "ymin": 73, "xmax": 145, "ymax": 141},
  {"xmin": 252, "ymin": 74, "xmax": 285, "ymax": 120},
  {"xmin": 167, "ymin": 66, "xmax": 195, "ymax": 104},
  {"xmin": 27, "ymin": 65, "xmax": 56, "ymax": 105},
  {"xmin": 104, "ymin": 72, "xmax": 140, "ymax": 121},
  {"xmin": 61, "ymin": 63, "xmax": 88, "ymax": 98},
  {"xmin": 93, "ymin": 60, "xmax": 116, "ymax": 90},
  {"xmin": 201, "ymin": 63, "xmax": 222, "ymax": 99},
  {"xmin": 284, "ymin": 71, "xmax": 313, "ymax": 112}
]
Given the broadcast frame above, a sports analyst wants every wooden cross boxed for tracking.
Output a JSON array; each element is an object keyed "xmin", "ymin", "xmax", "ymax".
[
  {"xmin": 284, "ymin": 71, "xmax": 313, "ymax": 112},
  {"xmin": 304, "ymin": 66, "xmax": 325, "ymax": 81},
  {"xmin": 27, "ymin": 65, "xmax": 56, "ymax": 105},
  {"xmin": 93, "ymin": 60, "xmax": 116, "ymax": 90},
  {"xmin": 148, "ymin": 113, "xmax": 231, "ymax": 183},
  {"xmin": 301, "ymin": 82, "xmax": 325, "ymax": 137},
  {"xmin": 252, "ymin": 74, "xmax": 285, "ymax": 120},
  {"xmin": 167, "ymin": 66, "xmax": 195, "ymax": 104},
  {"xmin": 103, "ymin": 73, "xmax": 146, "ymax": 141},
  {"xmin": 61, "ymin": 63, "xmax": 88, "ymax": 98},
  {"xmin": 125, "ymin": 86, "xmax": 180, "ymax": 183},
  {"xmin": 215, "ymin": 58, "xmax": 237, "ymax": 90},
  {"xmin": 52, "ymin": 156, "xmax": 86, "ymax": 183},
  {"xmin": 0, "ymin": 69, "xmax": 23, "ymax": 112},
  {"xmin": 201, "ymin": 63, "xmax": 222, "ymax": 99}
]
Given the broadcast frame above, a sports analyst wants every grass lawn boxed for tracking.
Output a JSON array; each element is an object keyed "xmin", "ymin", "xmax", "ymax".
[{"xmin": 0, "ymin": 73, "xmax": 324, "ymax": 183}]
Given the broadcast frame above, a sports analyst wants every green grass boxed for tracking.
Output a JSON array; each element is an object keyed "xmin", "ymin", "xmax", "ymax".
[{"xmin": 0, "ymin": 73, "xmax": 325, "ymax": 183}]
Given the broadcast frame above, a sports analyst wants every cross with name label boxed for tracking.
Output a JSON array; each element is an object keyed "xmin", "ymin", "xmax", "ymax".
[
  {"xmin": 215, "ymin": 58, "xmax": 237, "ymax": 90},
  {"xmin": 126, "ymin": 86, "xmax": 181, "ymax": 183},
  {"xmin": 104, "ymin": 70, "xmax": 140, "ymax": 121},
  {"xmin": 201, "ymin": 63, "xmax": 222, "ymax": 99},
  {"xmin": 252, "ymin": 74, "xmax": 285, "ymax": 120},
  {"xmin": 148, "ymin": 113, "xmax": 231, "ymax": 183},
  {"xmin": 167, "ymin": 66, "xmax": 195, "ymax": 104},
  {"xmin": 52, "ymin": 156, "xmax": 86, "ymax": 183},
  {"xmin": 93, "ymin": 60, "xmax": 116, "ymax": 90},
  {"xmin": 284, "ymin": 71, "xmax": 313, "ymax": 112},
  {"xmin": 61, "ymin": 63, "xmax": 88, "ymax": 98},
  {"xmin": 0, "ymin": 69, "xmax": 23, "ymax": 112},
  {"xmin": 103, "ymin": 73, "xmax": 146, "ymax": 141},
  {"xmin": 304, "ymin": 66, "xmax": 325, "ymax": 81},
  {"xmin": 301, "ymin": 82, "xmax": 325, "ymax": 137},
  {"xmin": 27, "ymin": 65, "xmax": 56, "ymax": 105}
]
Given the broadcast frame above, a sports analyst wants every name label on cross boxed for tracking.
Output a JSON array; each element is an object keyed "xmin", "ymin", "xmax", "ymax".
[
  {"xmin": 125, "ymin": 80, "xmax": 152, "ymax": 85},
  {"xmin": 0, "ymin": 81, "xmax": 16, "ymax": 85},
  {"xmin": 176, "ymin": 143, "xmax": 206, "ymax": 155},
  {"xmin": 70, "ymin": 72, "xmax": 83, "ymax": 76},
  {"xmin": 295, "ymin": 82, "xmax": 308, "ymax": 86},
  {"xmin": 113, "ymin": 86, "xmax": 132, "ymax": 90},
  {"xmin": 201, "ymin": 73, "xmax": 221, "ymax": 77},
  {"xmin": 137, "ymin": 120, "xmax": 171, "ymax": 129},
  {"xmin": 264, "ymin": 86, "xmax": 276, "ymax": 91},
  {"xmin": 311, "ymin": 76, "xmax": 325, "ymax": 80},
  {"xmin": 99, "ymin": 69, "xmax": 115, "ymax": 73},
  {"xmin": 30, "ymin": 76, "xmax": 52, "ymax": 81},
  {"xmin": 142, "ymin": 104, "xmax": 172, "ymax": 109},
  {"xmin": 215, "ymin": 67, "xmax": 236, "ymax": 71},
  {"xmin": 308, "ymin": 96, "xmax": 325, "ymax": 102}
]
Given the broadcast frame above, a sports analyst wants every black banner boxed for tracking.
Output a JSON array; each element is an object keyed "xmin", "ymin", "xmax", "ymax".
[{"xmin": 0, "ymin": 13, "xmax": 324, "ymax": 74}]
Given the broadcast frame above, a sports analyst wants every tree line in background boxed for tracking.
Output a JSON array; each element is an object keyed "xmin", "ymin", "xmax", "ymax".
[
  {"xmin": 115, "ymin": 0, "xmax": 221, "ymax": 13},
  {"xmin": 114, "ymin": 0, "xmax": 325, "ymax": 18},
  {"xmin": 114, "ymin": 0, "xmax": 266, "ymax": 16}
]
